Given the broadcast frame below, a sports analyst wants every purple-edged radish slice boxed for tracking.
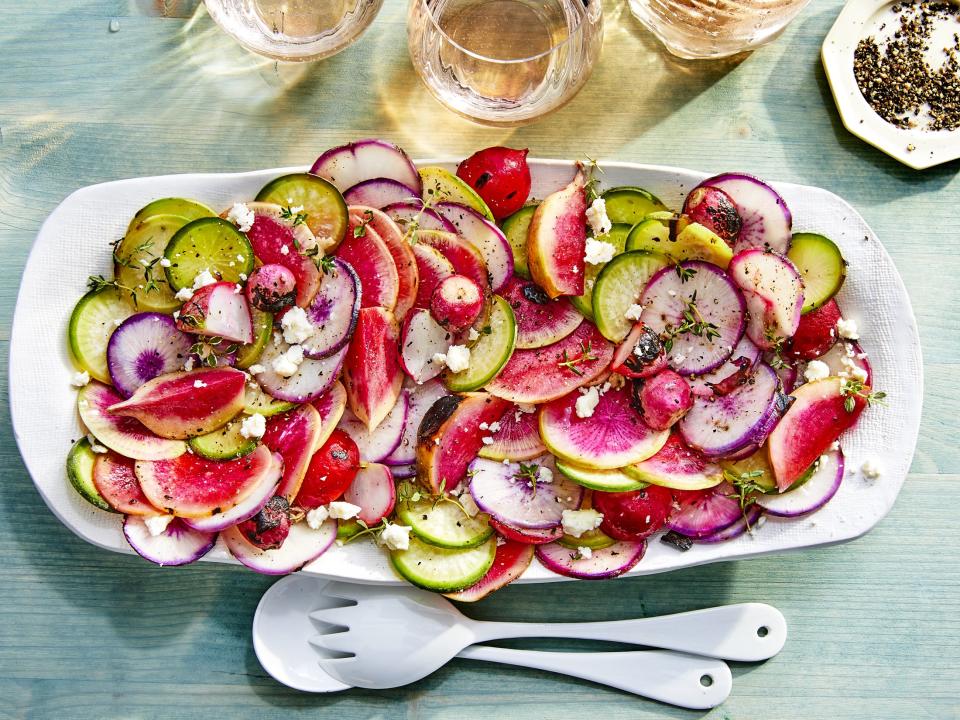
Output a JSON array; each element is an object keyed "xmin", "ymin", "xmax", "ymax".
[
  {"xmin": 78, "ymin": 382, "xmax": 186, "ymax": 460},
  {"xmin": 311, "ymin": 139, "xmax": 421, "ymax": 195},
  {"xmin": 679, "ymin": 363, "xmax": 784, "ymax": 459},
  {"xmin": 223, "ymin": 519, "xmax": 338, "ymax": 575},
  {"xmin": 698, "ymin": 173, "xmax": 793, "ymax": 255},
  {"xmin": 184, "ymin": 454, "xmax": 283, "ymax": 533},
  {"xmin": 337, "ymin": 392, "xmax": 409, "ymax": 462},
  {"xmin": 299, "ymin": 258, "xmax": 361, "ymax": 359},
  {"xmin": 343, "ymin": 462, "xmax": 397, "ymax": 525},
  {"xmin": 641, "ymin": 261, "xmax": 746, "ymax": 376},
  {"xmin": 107, "ymin": 313, "xmax": 193, "ymax": 398},
  {"xmin": 694, "ymin": 505, "xmax": 764, "ymax": 543},
  {"xmin": 477, "ymin": 405, "xmax": 545, "ymax": 462},
  {"xmin": 536, "ymin": 539, "xmax": 646, "ymax": 579},
  {"xmin": 490, "ymin": 518, "xmax": 564, "ymax": 544},
  {"xmin": 468, "ymin": 457, "xmax": 583, "ymax": 529},
  {"xmin": 343, "ymin": 178, "xmax": 420, "ymax": 209},
  {"xmin": 434, "ymin": 202, "xmax": 514, "ymax": 291},
  {"xmin": 624, "ymin": 433, "xmax": 723, "ymax": 491},
  {"xmin": 383, "ymin": 201, "xmax": 457, "ymax": 234},
  {"xmin": 92, "ymin": 451, "xmax": 162, "ymax": 516},
  {"xmin": 445, "ymin": 540, "xmax": 535, "ymax": 601},
  {"xmin": 688, "ymin": 336, "xmax": 761, "ymax": 398},
  {"xmin": 729, "ymin": 249, "xmax": 804, "ymax": 349},
  {"xmin": 773, "ymin": 359, "xmax": 799, "ymax": 393},
  {"xmin": 253, "ymin": 342, "xmax": 347, "ymax": 403},
  {"xmin": 177, "ymin": 282, "xmax": 254, "ymax": 345},
  {"xmin": 123, "ymin": 516, "xmax": 216, "ymax": 567},
  {"xmin": 816, "ymin": 340, "xmax": 872, "ymax": 386},
  {"xmin": 756, "ymin": 447, "xmax": 844, "ymax": 517},
  {"xmin": 500, "ymin": 276, "xmax": 583, "ymax": 350},
  {"xmin": 337, "ymin": 215, "xmax": 400, "ymax": 311},
  {"xmin": 384, "ymin": 379, "xmax": 449, "ymax": 466},
  {"xmin": 399, "ymin": 308, "xmax": 453, "ymax": 384},
  {"xmin": 666, "ymin": 483, "xmax": 743, "ymax": 538},
  {"xmin": 416, "ymin": 230, "xmax": 489, "ymax": 295},
  {"xmin": 412, "ymin": 244, "xmax": 456, "ymax": 310},
  {"xmin": 390, "ymin": 464, "xmax": 417, "ymax": 479},
  {"xmin": 540, "ymin": 385, "xmax": 669, "ymax": 470}
]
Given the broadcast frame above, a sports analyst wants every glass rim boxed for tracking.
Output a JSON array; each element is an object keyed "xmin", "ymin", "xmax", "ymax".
[{"xmin": 416, "ymin": 0, "xmax": 590, "ymax": 65}]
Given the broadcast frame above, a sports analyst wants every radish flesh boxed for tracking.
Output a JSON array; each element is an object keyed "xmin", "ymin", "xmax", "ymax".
[
  {"xmin": 384, "ymin": 379, "xmax": 449, "ymax": 466},
  {"xmin": 343, "ymin": 178, "xmax": 420, "ymax": 209},
  {"xmin": 300, "ymin": 257, "xmax": 361, "ymax": 359},
  {"xmin": 343, "ymin": 462, "xmax": 397, "ymax": 525},
  {"xmin": 699, "ymin": 173, "xmax": 793, "ymax": 255},
  {"xmin": 123, "ymin": 516, "xmax": 216, "ymax": 566},
  {"xmin": 222, "ymin": 520, "xmax": 337, "ymax": 575},
  {"xmin": 536, "ymin": 539, "xmax": 646, "ymax": 579},
  {"xmin": 434, "ymin": 202, "xmax": 514, "ymax": 292},
  {"xmin": 468, "ymin": 457, "xmax": 583, "ymax": 529},
  {"xmin": 756, "ymin": 447, "xmax": 844, "ymax": 517},
  {"xmin": 107, "ymin": 313, "xmax": 193, "ymax": 398},
  {"xmin": 337, "ymin": 391, "xmax": 409, "ymax": 463},
  {"xmin": 311, "ymin": 139, "xmax": 421, "ymax": 195},
  {"xmin": 184, "ymin": 454, "xmax": 283, "ymax": 533},
  {"xmin": 666, "ymin": 483, "xmax": 743, "ymax": 538}
]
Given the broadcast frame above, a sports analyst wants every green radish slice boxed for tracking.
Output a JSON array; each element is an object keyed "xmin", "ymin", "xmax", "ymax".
[
  {"xmin": 501, "ymin": 205, "xmax": 536, "ymax": 279},
  {"xmin": 626, "ymin": 218, "xmax": 672, "ymax": 255},
  {"xmin": 555, "ymin": 460, "xmax": 648, "ymax": 492},
  {"xmin": 787, "ymin": 232, "xmax": 847, "ymax": 314},
  {"xmin": 68, "ymin": 288, "xmax": 135, "ymax": 383},
  {"xmin": 444, "ymin": 295, "xmax": 517, "ymax": 392},
  {"xmin": 243, "ymin": 384, "xmax": 296, "ymax": 417},
  {"xmin": 391, "ymin": 535, "xmax": 497, "ymax": 592},
  {"xmin": 131, "ymin": 198, "xmax": 215, "ymax": 226},
  {"xmin": 163, "ymin": 217, "xmax": 254, "ymax": 291},
  {"xmin": 601, "ymin": 186, "xmax": 667, "ymax": 224},
  {"xmin": 66, "ymin": 437, "xmax": 115, "ymax": 511},
  {"xmin": 256, "ymin": 173, "xmax": 348, "ymax": 248},
  {"xmin": 188, "ymin": 418, "xmax": 257, "ymax": 460},
  {"xmin": 395, "ymin": 485, "xmax": 493, "ymax": 549},
  {"xmin": 235, "ymin": 309, "xmax": 273, "ymax": 369},
  {"xmin": 570, "ymin": 223, "xmax": 631, "ymax": 320},
  {"xmin": 624, "ymin": 432, "xmax": 724, "ymax": 491},
  {"xmin": 558, "ymin": 527, "xmax": 616, "ymax": 550},
  {"xmin": 418, "ymin": 166, "xmax": 494, "ymax": 221},
  {"xmin": 114, "ymin": 214, "xmax": 190, "ymax": 312},
  {"xmin": 592, "ymin": 250, "xmax": 671, "ymax": 342}
]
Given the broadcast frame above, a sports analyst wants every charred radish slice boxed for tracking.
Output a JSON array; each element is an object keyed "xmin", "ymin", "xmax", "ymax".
[
  {"xmin": 527, "ymin": 171, "xmax": 587, "ymax": 298},
  {"xmin": 400, "ymin": 308, "xmax": 453, "ymax": 385},
  {"xmin": 434, "ymin": 202, "xmax": 514, "ymax": 291},
  {"xmin": 255, "ymin": 173, "xmax": 348, "ymax": 250},
  {"xmin": 536, "ymin": 539, "xmax": 646, "ymax": 580},
  {"xmin": 243, "ymin": 383, "xmax": 295, "ymax": 417},
  {"xmin": 384, "ymin": 379, "xmax": 449, "ymax": 466},
  {"xmin": 418, "ymin": 166, "xmax": 494, "ymax": 221},
  {"xmin": 445, "ymin": 295, "xmax": 517, "ymax": 393},
  {"xmin": 66, "ymin": 437, "xmax": 115, "ymax": 511},
  {"xmin": 123, "ymin": 516, "xmax": 216, "ymax": 567},
  {"xmin": 299, "ymin": 257, "xmax": 361, "ymax": 359},
  {"xmin": 416, "ymin": 230, "xmax": 490, "ymax": 295},
  {"xmin": 342, "ymin": 307, "xmax": 404, "ymax": 431},
  {"xmin": 184, "ymin": 454, "xmax": 283, "ymax": 532},
  {"xmin": 490, "ymin": 519, "xmax": 564, "ymax": 544},
  {"xmin": 395, "ymin": 483, "xmax": 493, "ymax": 549},
  {"xmin": 682, "ymin": 186, "xmax": 742, "ymax": 242},
  {"xmin": 610, "ymin": 321, "xmax": 668, "ymax": 380},
  {"xmin": 757, "ymin": 447, "xmax": 844, "ymax": 517},
  {"xmin": 624, "ymin": 433, "xmax": 723, "ymax": 491},
  {"xmin": 383, "ymin": 201, "xmax": 457, "ymax": 234},
  {"xmin": 245, "ymin": 211, "xmax": 322, "ymax": 307},
  {"xmin": 68, "ymin": 288, "xmax": 136, "ymax": 384},
  {"xmin": 816, "ymin": 340, "xmax": 872, "ymax": 386},
  {"xmin": 390, "ymin": 535, "xmax": 497, "ymax": 592},
  {"xmin": 255, "ymin": 341, "xmax": 347, "ymax": 404},
  {"xmin": 468, "ymin": 457, "xmax": 583, "ymax": 529},
  {"xmin": 412, "ymin": 243, "xmax": 456, "ymax": 310},
  {"xmin": 666, "ymin": 484, "xmax": 743, "ymax": 538},
  {"xmin": 431, "ymin": 274, "xmax": 484, "ymax": 333},
  {"xmin": 246, "ymin": 262, "xmax": 297, "ymax": 312},
  {"xmin": 350, "ymin": 206, "xmax": 419, "ymax": 321},
  {"xmin": 601, "ymin": 186, "xmax": 667, "ymax": 224},
  {"xmin": 641, "ymin": 261, "xmax": 746, "ymax": 375},
  {"xmin": 131, "ymin": 197, "xmax": 215, "ymax": 226},
  {"xmin": 697, "ymin": 173, "xmax": 793, "ymax": 255},
  {"xmin": 477, "ymin": 405, "xmax": 545, "ymax": 462},
  {"xmin": 593, "ymin": 250, "xmax": 671, "ymax": 343},
  {"xmin": 92, "ymin": 450, "xmax": 159, "ymax": 515},
  {"xmin": 444, "ymin": 540, "xmax": 535, "ymax": 602},
  {"xmin": 337, "ymin": 212, "xmax": 400, "ymax": 311},
  {"xmin": 108, "ymin": 312, "xmax": 193, "ymax": 399},
  {"xmin": 338, "ymin": 392, "xmax": 409, "ymax": 463},
  {"xmin": 343, "ymin": 179, "xmax": 420, "ymax": 210},
  {"xmin": 261, "ymin": 404, "xmax": 323, "ymax": 501},
  {"xmin": 163, "ymin": 217, "xmax": 254, "ymax": 291},
  {"xmin": 343, "ymin": 463, "xmax": 397, "ymax": 526},
  {"xmin": 540, "ymin": 385, "xmax": 669, "ymax": 470},
  {"xmin": 236, "ymin": 309, "xmax": 274, "ymax": 370},
  {"xmin": 501, "ymin": 277, "xmax": 583, "ymax": 350},
  {"xmin": 177, "ymin": 282, "xmax": 254, "ymax": 345},
  {"xmin": 114, "ymin": 214, "xmax": 189, "ymax": 312},
  {"xmin": 313, "ymin": 139, "xmax": 422, "ymax": 197},
  {"xmin": 687, "ymin": 336, "xmax": 761, "ymax": 398},
  {"xmin": 555, "ymin": 460, "xmax": 648, "ymax": 492},
  {"xmin": 223, "ymin": 519, "xmax": 338, "ymax": 575},
  {"xmin": 572, "ymin": 223, "xmax": 632, "ymax": 321},
  {"xmin": 78, "ymin": 382, "xmax": 186, "ymax": 460},
  {"xmin": 729, "ymin": 249, "xmax": 804, "ymax": 349},
  {"xmin": 501, "ymin": 205, "xmax": 537, "ymax": 280},
  {"xmin": 787, "ymin": 233, "xmax": 846, "ymax": 314},
  {"xmin": 188, "ymin": 417, "xmax": 257, "ymax": 460}
]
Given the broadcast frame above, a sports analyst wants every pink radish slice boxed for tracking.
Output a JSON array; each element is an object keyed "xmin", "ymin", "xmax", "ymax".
[
  {"xmin": 343, "ymin": 462, "xmax": 397, "ymax": 525},
  {"xmin": 311, "ymin": 139, "xmax": 421, "ymax": 195},
  {"xmin": 337, "ymin": 217, "xmax": 399, "ymax": 311},
  {"xmin": 536, "ymin": 539, "xmax": 646, "ymax": 579},
  {"xmin": 815, "ymin": 341, "xmax": 872, "ymax": 386},
  {"xmin": 417, "ymin": 230, "xmax": 490, "ymax": 295},
  {"xmin": 722, "ymin": 443, "xmax": 760, "ymax": 462},
  {"xmin": 756, "ymin": 447, "xmax": 844, "ymax": 517},
  {"xmin": 641, "ymin": 261, "xmax": 746, "ymax": 376},
  {"xmin": 468, "ymin": 457, "xmax": 583, "ymax": 529},
  {"xmin": 184, "ymin": 454, "xmax": 283, "ymax": 533},
  {"xmin": 178, "ymin": 282, "xmax": 254, "ymax": 344},
  {"xmin": 729, "ymin": 249, "xmax": 804, "ymax": 349},
  {"xmin": 343, "ymin": 178, "xmax": 420, "ymax": 209},
  {"xmin": 478, "ymin": 405, "xmax": 545, "ymax": 462},
  {"xmin": 222, "ymin": 520, "xmax": 337, "ymax": 575},
  {"xmin": 490, "ymin": 518, "xmax": 564, "ymax": 544},
  {"xmin": 500, "ymin": 276, "xmax": 583, "ymax": 350},
  {"xmin": 699, "ymin": 173, "xmax": 793, "ymax": 255},
  {"xmin": 123, "ymin": 516, "xmax": 216, "ymax": 566},
  {"xmin": 773, "ymin": 359, "xmax": 799, "ymax": 393},
  {"xmin": 666, "ymin": 483, "xmax": 743, "ymax": 537},
  {"xmin": 693, "ymin": 505, "xmax": 764, "ymax": 543},
  {"xmin": 399, "ymin": 308, "xmax": 453, "ymax": 384},
  {"xmin": 246, "ymin": 214, "xmax": 321, "ymax": 308},
  {"xmin": 254, "ymin": 342, "xmax": 347, "ymax": 403},
  {"xmin": 337, "ymin": 392, "xmax": 409, "ymax": 462},
  {"xmin": 390, "ymin": 464, "xmax": 417, "ymax": 479},
  {"xmin": 384, "ymin": 379, "xmax": 449, "ymax": 465},
  {"xmin": 445, "ymin": 540, "xmax": 535, "ymax": 602},
  {"xmin": 434, "ymin": 202, "xmax": 514, "ymax": 291},
  {"xmin": 93, "ymin": 451, "xmax": 161, "ymax": 516},
  {"xmin": 263, "ymin": 404, "xmax": 323, "ymax": 502},
  {"xmin": 679, "ymin": 363, "xmax": 782, "ymax": 459},
  {"xmin": 300, "ymin": 258, "xmax": 361, "ymax": 359},
  {"xmin": 688, "ymin": 336, "xmax": 761, "ymax": 398},
  {"xmin": 383, "ymin": 201, "xmax": 457, "ymax": 233},
  {"xmin": 107, "ymin": 313, "xmax": 193, "ymax": 398},
  {"xmin": 412, "ymin": 244, "xmax": 456, "ymax": 309},
  {"xmin": 351, "ymin": 206, "xmax": 419, "ymax": 322}
]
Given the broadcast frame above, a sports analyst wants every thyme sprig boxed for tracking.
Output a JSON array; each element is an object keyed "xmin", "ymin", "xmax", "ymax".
[
  {"xmin": 280, "ymin": 205, "xmax": 309, "ymax": 227},
  {"xmin": 675, "ymin": 263, "xmax": 697, "ymax": 283},
  {"xmin": 841, "ymin": 378, "xmax": 887, "ymax": 413},
  {"xmin": 558, "ymin": 340, "xmax": 598, "ymax": 376},
  {"xmin": 723, "ymin": 468, "xmax": 767, "ymax": 532},
  {"xmin": 514, "ymin": 462, "xmax": 542, "ymax": 498},
  {"xmin": 662, "ymin": 293, "xmax": 721, "ymax": 353},
  {"xmin": 352, "ymin": 209, "xmax": 374, "ymax": 238},
  {"xmin": 582, "ymin": 156, "xmax": 604, "ymax": 204}
]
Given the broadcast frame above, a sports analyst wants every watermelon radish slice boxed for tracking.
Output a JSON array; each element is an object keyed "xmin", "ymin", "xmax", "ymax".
[
  {"xmin": 697, "ymin": 173, "xmax": 793, "ymax": 255},
  {"xmin": 412, "ymin": 243, "xmax": 456, "ymax": 309},
  {"xmin": 383, "ymin": 201, "xmax": 457, "ymax": 234},
  {"xmin": 434, "ymin": 202, "xmax": 513, "ymax": 292},
  {"xmin": 343, "ymin": 462, "xmax": 397, "ymax": 525},
  {"xmin": 641, "ymin": 261, "xmax": 746, "ymax": 376},
  {"xmin": 694, "ymin": 505, "xmax": 764, "ymax": 543},
  {"xmin": 184, "ymin": 453, "xmax": 283, "ymax": 532},
  {"xmin": 477, "ymin": 405, "xmax": 545, "ymax": 462},
  {"xmin": 444, "ymin": 540, "xmax": 535, "ymax": 602},
  {"xmin": 535, "ymin": 539, "xmax": 646, "ymax": 579},
  {"xmin": 384, "ymin": 379, "xmax": 449, "ymax": 466},
  {"xmin": 350, "ymin": 206, "xmax": 419, "ymax": 321},
  {"xmin": 757, "ymin": 447, "xmax": 844, "ymax": 517},
  {"xmin": 500, "ymin": 277, "xmax": 583, "ymax": 350},
  {"xmin": 679, "ymin": 363, "xmax": 783, "ymax": 459},
  {"xmin": 415, "ymin": 230, "xmax": 489, "ymax": 295},
  {"xmin": 666, "ymin": 483, "xmax": 743, "ymax": 538},
  {"xmin": 337, "ymin": 214, "xmax": 399, "ymax": 311},
  {"xmin": 688, "ymin": 336, "xmax": 761, "ymax": 398},
  {"xmin": 255, "ymin": 342, "xmax": 347, "ymax": 404},
  {"xmin": 399, "ymin": 308, "xmax": 452, "ymax": 384},
  {"xmin": 92, "ymin": 451, "xmax": 161, "ymax": 516},
  {"xmin": 342, "ymin": 307, "xmax": 404, "ymax": 431},
  {"xmin": 299, "ymin": 257, "xmax": 360, "ymax": 359},
  {"xmin": 555, "ymin": 461, "xmax": 647, "ymax": 492},
  {"xmin": 135, "ymin": 444, "xmax": 273, "ymax": 518},
  {"xmin": 468, "ymin": 457, "xmax": 583, "ymax": 529},
  {"xmin": 624, "ymin": 433, "xmax": 724, "ymax": 491},
  {"xmin": 107, "ymin": 313, "xmax": 193, "ymax": 398},
  {"xmin": 527, "ymin": 170, "xmax": 587, "ymax": 298},
  {"xmin": 343, "ymin": 179, "xmax": 420, "ymax": 209},
  {"xmin": 337, "ymin": 391, "xmax": 409, "ymax": 462},
  {"xmin": 177, "ymin": 282, "xmax": 254, "ymax": 344},
  {"xmin": 262, "ymin": 404, "xmax": 323, "ymax": 501},
  {"xmin": 540, "ymin": 385, "xmax": 669, "ymax": 470},
  {"xmin": 729, "ymin": 249, "xmax": 804, "ymax": 349},
  {"xmin": 77, "ymin": 382, "xmax": 187, "ymax": 460},
  {"xmin": 123, "ymin": 516, "xmax": 216, "ymax": 567},
  {"xmin": 311, "ymin": 139, "xmax": 422, "ymax": 195},
  {"xmin": 246, "ymin": 212, "xmax": 322, "ymax": 308},
  {"xmin": 490, "ymin": 518, "xmax": 564, "ymax": 544},
  {"xmin": 816, "ymin": 340, "xmax": 872, "ymax": 386},
  {"xmin": 485, "ymin": 322, "xmax": 614, "ymax": 404},
  {"xmin": 222, "ymin": 518, "xmax": 338, "ymax": 575}
]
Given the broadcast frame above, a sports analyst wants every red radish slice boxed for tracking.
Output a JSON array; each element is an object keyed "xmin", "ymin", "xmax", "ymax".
[
  {"xmin": 262, "ymin": 404, "xmax": 323, "ymax": 501},
  {"xmin": 390, "ymin": 464, "xmax": 417, "ymax": 479},
  {"xmin": 343, "ymin": 462, "xmax": 397, "ymax": 525},
  {"xmin": 77, "ymin": 382, "xmax": 186, "ymax": 460},
  {"xmin": 343, "ymin": 179, "xmax": 420, "ymax": 209},
  {"xmin": 434, "ymin": 202, "xmax": 514, "ymax": 292},
  {"xmin": 136, "ymin": 444, "xmax": 273, "ymax": 518},
  {"xmin": 500, "ymin": 276, "xmax": 583, "ymax": 350},
  {"xmin": 540, "ymin": 385, "xmax": 669, "ymax": 470},
  {"xmin": 223, "ymin": 519, "xmax": 337, "ymax": 575},
  {"xmin": 787, "ymin": 299, "xmax": 842, "ymax": 361},
  {"xmin": 429, "ymin": 274, "xmax": 483, "ymax": 332},
  {"xmin": 342, "ymin": 307, "xmax": 404, "ymax": 431},
  {"xmin": 666, "ymin": 483, "xmax": 743, "ymax": 538},
  {"xmin": 311, "ymin": 381, "xmax": 348, "ymax": 452},
  {"xmin": 816, "ymin": 340, "xmax": 872, "ymax": 386},
  {"xmin": 729, "ymin": 249, "xmax": 804, "ymax": 349},
  {"xmin": 445, "ymin": 540, "xmax": 535, "ymax": 601},
  {"xmin": 412, "ymin": 244, "xmax": 456, "ymax": 309},
  {"xmin": 682, "ymin": 186, "xmax": 742, "ymax": 241},
  {"xmin": 626, "ymin": 433, "xmax": 723, "ymax": 491},
  {"xmin": 384, "ymin": 379, "xmax": 449, "ymax": 465},
  {"xmin": 694, "ymin": 505, "xmax": 764, "ymax": 543},
  {"xmin": 490, "ymin": 519, "xmax": 564, "ymax": 545},
  {"xmin": 688, "ymin": 336, "xmax": 761, "ymax": 398},
  {"xmin": 536, "ymin": 539, "xmax": 646, "ymax": 579},
  {"xmin": 311, "ymin": 139, "xmax": 421, "ymax": 195},
  {"xmin": 527, "ymin": 171, "xmax": 587, "ymax": 298},
  {"xmin": 123, "ymin": 516, "xmax": 216, "ymax": 567},
  {"xmin": 610, "ymin": 322, "xmax": 669, "ymax": 379},
  {"xmin": 337, "ymin": 215, "xmax": 400, "ymax": 311},
  {"xmin": 641, "ymin": 261, "xmax": 746, "ymax": 376},
  {"xmin": 107, "ymin": 313, "xmax": 193, "ymax": 398},
  {"xmin": 299, "ymin": 257, "xmax": 360, "ymax": 359},
  {"xmin": 349, "ymin": 206, "xmax": 419, "ymax": 321},
  {"xmin": 477, "ymin": 405, "xmax": 545, "ymax": 462},
  {"xmin": 485, "ymin": 322, "xmax": 614, "ymax": 404},
  {"xmin": 383, "ymin": 201, "xmax": 457, "ymax": 234},
  {"xmin": 698, "ymin": 173, "xmax": 793, "ymax": 255},
  {"xmin": 93, "ymin": 451, "xmax": 161, "ymax": 516},
  {"xmin": 756, "ymin": 447, "xmax": 844, "ymax": 517},
  {"xmin": 185, "ymin": 454, "xmax": 283, "ymax": 532},
  {"xmin": 254, "ymin": 342, "xmax": 347, "ymax": 403},
  {"xmin": 400, "ymin": 308, "xmax": 453, "ymax": 384},
  {"xmin": 416, "ymin": 230, "xmax": 489, "ymax": 295},
  {"xmin": 246, "ymin": 213, "xmax": 322, "ymax": 308},
  {"xmin": 772, "ymin": 359, "xmax": 799, "ymax": 394},
  {"xmin": 338, "ymin": 392, "xmax": 409, "ymax": 462},
  {"xmin": 177, "ymin": 282, "xmax": 254, "ymax": 344},
  {"xmin": 468, "ymin": 457, "xmax": 583, "ymax": 529},
  {"xmin": 679, "ymin": 363, "xmax": 782, "ymax": 459}
]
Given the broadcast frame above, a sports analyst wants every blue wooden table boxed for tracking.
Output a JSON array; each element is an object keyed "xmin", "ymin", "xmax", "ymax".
[{"xmin": 1, "ymin": 1, "xmax": 958, "ymax": 718}]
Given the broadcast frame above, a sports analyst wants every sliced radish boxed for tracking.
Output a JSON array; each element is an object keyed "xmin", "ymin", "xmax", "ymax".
[
  {"xmin": 311, "ymin": 139, "xmax": 421, "ymax": 195},
  {"xmin": 490, "ymin": 518, "xmax": 564, "ymax": 544},
  {"xmin": 222, "ymin": 519, "xmax": 337, "ymax": 575},
  {"xmin": 694, "ymin": 505, "xmax": 763, "ymax": 543},
  {"xmin": 184, "ymin": 454, "xmax": 283, "ymax": 532},
  {"xmin": 773, "ymin": 359, "xmax": 799, "ymax": 394},
  {"xmin": 729, "ymin": 249, "xmax": 804, "ymax": 349},
  {"xmin": 390, "ymin": 464, "xmax": 417, "ymax": 479},
  {"xmin": 666, "ymin": 483, "xmax": 742, "ymax": 538},
  {"xmin": 626, "ymin": 433, "xmax": 723, "ymax": 491},
  {"xmin": 343, "ymin": 179, "xmax": 420, "ymax": 209},
  {"xmin": 262, "ymin": 404, "xmax": 323, "ymax": 501},
  {"xmin": 756, "ymin": 447, "xmax": 844, "ymax": 517},
  {"xmin": 815, "ymin": 340, "xmax": 872, "ymax": 386},
  {"xmin": 500, "ymin": 276, "xmax": 583, "ymax": 350},
  {"xmin": 246, "ymin": 212, "xmax": 321, "ymax": 308},
  {"xmin": 107, "ymin": 313, "xmax": 193, "ymax": 397},
  {"xmin": 445, "ymin": 540, "xmax": 534, "ymax": 601},
  {"xmin": 92, "ymin": 451, "xmax": 162, "ymax": 516},
  {"xmin": 384, "ymin": 379, "xmax": 449, "ymax": 465},
  {"xmin": 399, "ymin": 308, "xmax": 453, "ymax": 384},
  {"xmin": 416, "ymin": 230, "xmax": 489, "ymax": 295},
  {"xmin": 342, "ymin": 307, "xmax": 404, "ymax": 431},
  {"xmin": 254, "ymin": 342, "xmax": 347, "ymax": 403},
  {"xmin": 536, "ymin": 539, "xmax": 646, "ymax": 579},
  {"xmin": 383, "ymin": 201, "xmax": 457, "ymax": 234},
  {"xmin": 343, "ymin": 462, "xmax": 397, "ymax": 525},
  {"xmin": 300, "ymin": 257, "xmax": 360, "ymax": 359},
  {"xmin": 429, "ymin": 274, "xmax": 483, "ymax": 333},
  {"xmin": 641, "ymin": 261, "xmax": 746, "ymax": 376},
  {"xmin": 434, "ymin": 202, "xmax": 514, "ymax": 292},
  {"xmin": 412, "ymin": 243, "xmax": 456, "ymax": 309},
  {"xmin": 177, "ymin": 282, "xmax": 254, "ymax": 344},
  {"xmin": 477, "ymin": 405, "xmax": 545, "ymax": 462},
  {"xmin": 699, "ymin": 173, "xmax": 793, "ymax": 255},
  {"xmin": 337, "ymin": 215, "xmax": 399, "ymax": 311},
  {"xmin": 468, "ymin": 457, "xmax": 583, "ymax": 529},
  {"xmin": 688, "ymin": 335, "xmax": 761, "ymax": 398},
  {"xmin": 337, "ymin": 392, "xmax": 409, "ymax": 462},
  {"xmin": 123, "ymin": 516, "xmax": 216, "ymax": 567},
  {"xmin": 350, "ymin": 206, "xmax": 419, "ymax": 321}
]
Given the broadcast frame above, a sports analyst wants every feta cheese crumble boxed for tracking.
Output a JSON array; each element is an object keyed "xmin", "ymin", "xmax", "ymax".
[
  {"xmin": 481, "ymin": 436, "xmax": 494, "ymax": 445},
  {"xmin": 576, "ymin": 546, "xmax": 593, "ymax": 560},
  {"xmin": 192, "ymin": 269, "xmax": 217, "ymax": 289},
  {"xmin": 226, "ymin": 202, "xmax": 255, "ymax": 232},
  {"xmin": 248, "ymin": 364, "xmax": 266, "ymax": 375},
  {"xmin": 240, "ymin": 413, "xmax": 266, "ymax": 440},
  {"xmin": 280, "ymin": 306, "xmax": 315, "ymax": 345},
  {"xmin": 861, "ymin": 459, "xmax": 882, "ymax": 479},
  {"xmin": 575, "ymin": 386, "xmax": 600, "ymax": 418},
  {"xmin": 327, "ymin": 501, "xmax": 361, "ymax": 520},
  {"xmin": 175, "ymin": 287, "xmax": 194, "ymax": 302},
  {"xmin": 271, "ymin": 344, "xmax": 305, "ymax": 377},
  {"xmin": 306, "ymin": 506, "xmax": 329, "ymax": 530},
  {"xmin": 836, "ymin": 317, "xmax": 860, "ymax": 340},
  {"xmin": 585, "ymin": 197, "xmax": 612, "ymax": 237},
  {"xmin": 280, "ymin": 245, "xmax": 290, "ymax": 256},
  {"xmin": 584, "ymin": 237, "xmax": 616, "ymax": 265},
  {"xmin": 159, "ymin": 257, "xmax": 172, "ymax": 268},
  {"xmin": 70, "ymin": 370, "xmax": 90, "ymax": 387},
  {"xmin": 803, "ymin": 360, "xmax": 830, "ymax": 383},
  {"xmin": 561, "ymin": 508, "xmax": 603, "ymax": 538},
  {"xmin": 624, "ymin": 303, "xmax": 644, "ymax": 321},
  {"xmin": 144, "ymin": 515, "xmax": 174, "ymax": 537},
  {"xmin": 537, "ymin": 465, "xmax": 553, "ymax": 484},
  {"xmin": 193, "ymin": 379, "xmax": 207, "ymax": 389},
  {"xmin": 378, "ymin": 522, "xmax": 412, "ymax": 551},
  {"xmin": 444, "ymin": 344, "xmax": 471, "ymax": 373},
  {"xmin": 467, "ymin": 328, "xmax": 480, "ymax": 342}
]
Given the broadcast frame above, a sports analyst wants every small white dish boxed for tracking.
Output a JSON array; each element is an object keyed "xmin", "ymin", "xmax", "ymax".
[{"xmin": 822, "ymin": 0, "xmax": 960, "ymax": 170}]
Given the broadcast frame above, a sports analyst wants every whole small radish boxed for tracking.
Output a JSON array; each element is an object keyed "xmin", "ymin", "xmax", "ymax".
[
  {"xmin": 682, "ymin": 186, "xmax": 741, "ymax": 241},
  {"xmin": 457, "ymin": 147, "xmax": 531, "ymax": 220},
  {"xmin": 593, "ymin": 484, "xmax": 675, "ymax": 541},
  {"xmin": 295, "ymin": 429, "xmax": 360, "ymax": 509},
  {"xmin": 634, "ymin": 370, "xmax": 694, "ymax": 430},
  {"xmin": 237, "ymin": 495, "xmax": 291, "ymax": 550},
  {"xmin": 430, "ymin": 274, "xmax": 483, "ymax": 332},
  {"xmin": 246, "ymin": 264, "xmax": 297, "ymax": 313}
]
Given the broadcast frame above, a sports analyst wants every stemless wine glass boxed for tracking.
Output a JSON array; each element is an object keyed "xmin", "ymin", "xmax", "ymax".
[
  {"xmin": 407, "ymin": 0, "xmax": 604, "ymax": 126},
  {"xmin": 204, "ymin": 0, "xmax": 384, "ymax": 62}
]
